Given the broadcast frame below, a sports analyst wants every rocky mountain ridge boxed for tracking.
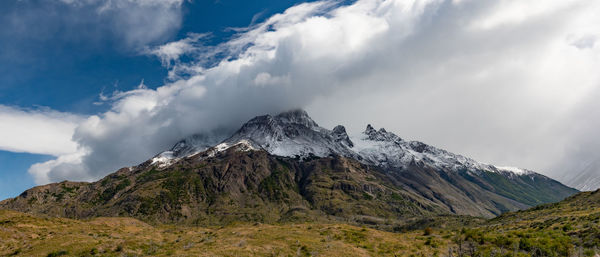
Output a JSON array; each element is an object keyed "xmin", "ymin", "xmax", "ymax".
[{"xmin": 155, "ymin": 110, "xmax": 537, "ymax": 177}]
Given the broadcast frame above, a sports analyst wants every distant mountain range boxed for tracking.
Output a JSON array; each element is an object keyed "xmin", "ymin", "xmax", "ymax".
[{"xmin": 0, "ymin": 110, "xmax": 577, "ymax": 227}]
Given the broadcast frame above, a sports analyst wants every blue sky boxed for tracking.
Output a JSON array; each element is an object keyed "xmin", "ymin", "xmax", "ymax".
[
  {"xmin": 1, "ymin": 0, "xmax": 600, "ymax": 200},
  {"xmin": 0, "ymin": 0, "xmax": 319, "ymax": 114},
  {"xmin": 0, "ymin": 0, "xmax": 318, "ymax": 200},
  {"xmin": 0, "ymin": 152, "xmax": 52, "ymax": 200}
]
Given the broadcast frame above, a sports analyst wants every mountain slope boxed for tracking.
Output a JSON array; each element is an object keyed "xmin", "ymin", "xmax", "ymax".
[
  {"xmin": 0, "ymin": 148, "xmax": 444, "ymax": 228},
  {"xmin": 163, "ymin": 110, "xmax": 570, "ymax": 191},
  {"xmin": 204, "ymin": 109, "xmax": 577, "ymax": 211},
  {"xmin": 0, "ymin": 110, "xmax": 576, "ymax": 225},
  {"xmin": 459, "ymin": 189, "xmax": 600, "ymax": 256}
]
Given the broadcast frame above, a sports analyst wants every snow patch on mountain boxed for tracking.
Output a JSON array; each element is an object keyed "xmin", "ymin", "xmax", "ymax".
[
  {"xmin": 151, "ymin": 139, "xmax": 256, "ymax": 169},
  {"xmin": 205, "ymin": 139, "xmax": 257, "ymax": 158},
  {"xmin": 495, "ymin": 166, "xmax": 533, "ymax": 175},
  {"xmin": 151, "ymin": 152, "xmax": 177, "ymax": 168}
]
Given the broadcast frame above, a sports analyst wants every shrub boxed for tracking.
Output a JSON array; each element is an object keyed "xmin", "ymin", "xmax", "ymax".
[
  {"xmin": 46, "ymin": 250, "xmax": 68, "ymax": 257},
  {"xmin": 424, "ymin": 227, "xmax": 433, "ymax": 236}
]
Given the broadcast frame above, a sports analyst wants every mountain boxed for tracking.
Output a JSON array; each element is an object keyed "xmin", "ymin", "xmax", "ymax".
[
  {"xmin": 158, "ymin": 110, "xmax": 548, "ymax": 177},
  {"xmin": 563, "ymin": 159, "xmax": 600, "ymax": 191},
  {"xmin": 0, "ymin": 110, "xmax": 577, "ymax": 227},
  {"xmin": 158, "ymin": 109, "xmax": 577, "ymax": 209}
]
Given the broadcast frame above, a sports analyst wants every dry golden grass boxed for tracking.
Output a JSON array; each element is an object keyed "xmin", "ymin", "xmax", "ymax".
[{"xmin": 0, "ymin": 210, "xmax": 450, "ymax": 257}]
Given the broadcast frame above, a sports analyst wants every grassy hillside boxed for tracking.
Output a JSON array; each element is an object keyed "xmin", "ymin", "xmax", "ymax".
[
  {"xmin": 437, "ymin": 189, "xmax": 600, "ymax": 256},
  {"xmin": 0, "ymin": 210, "xmax": 453, "ymax": 257},
  {"xmin": 3, "ymin": 190, "xmax": 600, "ymax": 256}
]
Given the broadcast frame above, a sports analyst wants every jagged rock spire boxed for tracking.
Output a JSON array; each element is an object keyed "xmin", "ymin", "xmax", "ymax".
[
  {"xmin": 332, "ymin": 125, "xmax": 354, "ymax": 147},
  {"xmin": 365, "ymin": 124, "xmax": 376, "ymax": 135},
  {"xmin": 364, "ymin": 124, "xmax": 401, "ymax": 142}
]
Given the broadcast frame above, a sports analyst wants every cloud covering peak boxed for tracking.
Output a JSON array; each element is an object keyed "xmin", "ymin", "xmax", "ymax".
[{"xmin": 21, "ymin": 0, "xmax": 600, "ymax": 186}]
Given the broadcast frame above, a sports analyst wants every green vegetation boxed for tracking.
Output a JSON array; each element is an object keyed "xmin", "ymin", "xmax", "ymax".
[
  {"xmin": 258, "ymin": 168, "xmax": 295, "ymax": 201},
  {"xmin": 46, "ymin": 250, "xmax": 68, "ymax": 257},
  {"xmin": 3, "ymin": 190, "xmax": 600, "ymax": 256},
  {"xmin": 435, "ymin": 190, "xmax": 600, "ymax": 256},
  {"xmin": 97, "ymin": 178, "xmax": 131, "ymax": 203}
]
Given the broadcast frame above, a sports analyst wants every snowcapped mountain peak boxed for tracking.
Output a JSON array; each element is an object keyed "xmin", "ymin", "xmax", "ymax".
[
  {"xmin": 220, "ymin": 109, "xmax": 358, "ymax": 159},
  {"xmin": 151, "ymin": 110, "xmax": 538, "ymax": 178}
]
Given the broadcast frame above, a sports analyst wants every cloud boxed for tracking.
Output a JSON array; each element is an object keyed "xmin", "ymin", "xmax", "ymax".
[
  {"xmin": 27, "ymin": 0, "xmax": 600, "ymax": 187},
  {"xmin": 147, "ymin": 33, "xmax": 208, "ymax": 67},
  {"xmin": 28, "ymin": 152, "xmax": 88, "ymax": 185},
  {"xmin": 468, "ymin": 0, "xmax": 575, "ymax": 30},
  {"xmin": 569, "ymin": 34, "xmax": 597, "ymax": 49},
  {"xmin": 0, "ymin": 105, "xmax": 82, "ymax": 156},
  {"xmin": 3, "ymin": 0, "xmax": 186, "ymax": 50},
  {"xmin": 253, "ymin": 72, "xmax": 290, "ymax": 87}
]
